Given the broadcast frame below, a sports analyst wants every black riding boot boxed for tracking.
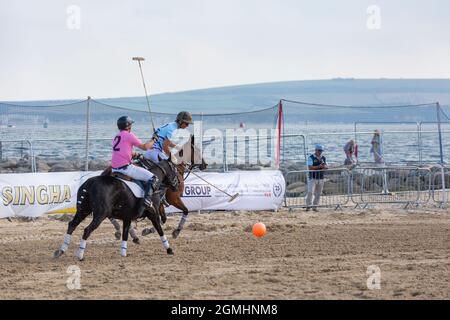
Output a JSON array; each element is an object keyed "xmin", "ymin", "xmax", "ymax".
[{"xmin": 137, "ymin": 176, "xmax": 160, "ymax": 217}]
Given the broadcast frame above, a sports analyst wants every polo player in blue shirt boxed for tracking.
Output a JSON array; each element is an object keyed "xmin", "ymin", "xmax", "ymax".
[{"xmin": 144, "ymin": 111, "xmax": 193, "ymax": 163}]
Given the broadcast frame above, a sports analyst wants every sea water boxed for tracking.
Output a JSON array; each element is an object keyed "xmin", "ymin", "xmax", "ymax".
[{"xmin": 1, "ymin": 121, "xmax": 449, "ymax": 166}]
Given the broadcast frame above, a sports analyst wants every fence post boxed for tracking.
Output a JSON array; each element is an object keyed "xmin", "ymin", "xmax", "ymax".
[
  {"xmin": 418, "ymin": 122, "xmax": 423, "ymax": 165},
  {"xmin": 302, "ymin": 135, "xmax": 307, "ymax": 166},
  {"xmin": 276, "ymin": 100, "xmax": 283, "ymax": 169},
  {"xmin": 30, "ymin": 140, "xmax": 36, "ymax": 173},
  {"xmin": 282, "ymin": 104, "xmax": 285, "ymax": 166},
  {"xmin": 436, "ymin": 102, "xmax": 444, "ymax": 165},
  {"xmin": 84, "ymin": 97, "xmax": 91, "ymax": 171},
  {"xmin": 440, "ymin": 165, "xmax": 447, "ymax": 206},
  {"xmin": 223, "ymin": 133, "xmax": 227, "ymax": 172}
]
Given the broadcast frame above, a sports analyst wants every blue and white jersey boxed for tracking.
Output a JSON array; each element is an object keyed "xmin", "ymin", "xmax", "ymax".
[{"xmin": 154, "ymin": 122, "xmax": 178, "ymax": 151}]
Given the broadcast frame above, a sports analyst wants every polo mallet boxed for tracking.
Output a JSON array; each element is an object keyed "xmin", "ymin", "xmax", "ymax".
[
  {"xmin": 132, "ymin": 56, "xmax": 156, "ymax": 133},
  {"xmin": 188, "ymin": 170, "xmax": 239, "ymax": 202}
]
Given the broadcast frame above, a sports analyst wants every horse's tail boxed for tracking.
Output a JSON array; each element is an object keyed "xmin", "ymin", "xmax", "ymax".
[{"xmin": 76, "ymin": 177, "xmax": 95, "ymax": 213}]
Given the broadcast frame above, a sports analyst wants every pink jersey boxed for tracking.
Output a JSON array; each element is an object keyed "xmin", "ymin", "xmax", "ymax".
[{"xmin": 111, "ymin": 130, "xmax": 142, "ymax": 168}]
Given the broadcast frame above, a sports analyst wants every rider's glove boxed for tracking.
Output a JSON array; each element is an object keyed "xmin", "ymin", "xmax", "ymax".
[{"xmin": 133, "ymin": 152, "xmax": 143, "ymax": 160}]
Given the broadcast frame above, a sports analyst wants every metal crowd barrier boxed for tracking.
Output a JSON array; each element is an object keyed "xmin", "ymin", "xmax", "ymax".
[
  {"xmin": 431, "ymin": 165, "xmax": 450, "ymax": 207},
  {"xmin": 351, "ymin": 166, "xmax": 432, "ymax": 208},
  {"xmin": 285, "ymin": 165, "xmax": 435, "ymax": 210},
  {"xmin": 284, "ymin": 168, "xmax": 351, "ymax": 210},
  {"xmin": 0, "ymin": 140, "xmax": 34, "ymax": 173}
]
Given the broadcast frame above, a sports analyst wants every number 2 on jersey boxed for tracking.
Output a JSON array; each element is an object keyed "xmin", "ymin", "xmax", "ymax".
[{"xmin": 113, "ymin": 136, "xmax": 121, "ymax": 151}]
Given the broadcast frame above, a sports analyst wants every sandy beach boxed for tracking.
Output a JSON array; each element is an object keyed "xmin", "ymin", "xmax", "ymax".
[{"xmin": 0, "ymin": 206, "xmax": 448, "ymax": 300}]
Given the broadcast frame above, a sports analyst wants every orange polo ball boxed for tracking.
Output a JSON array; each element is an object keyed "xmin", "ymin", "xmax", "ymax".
[{"xmin": 252, "ymin": 222, "xmax": 267, "ymax": 238}]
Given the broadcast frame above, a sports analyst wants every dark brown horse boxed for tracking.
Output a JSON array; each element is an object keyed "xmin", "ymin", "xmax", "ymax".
[{"xmin": 53, "ymin": 158, "xmax": 179, "ymax": 260}]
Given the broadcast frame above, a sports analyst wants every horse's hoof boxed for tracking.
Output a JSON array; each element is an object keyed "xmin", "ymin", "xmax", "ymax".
[
  {"xmin": 142, "ymin": 228, "xmax": 155, "ymax": 236},
  {"xmin": 167, "ymin": 248, "xmax": 174, "ymax": 255},
  {"xmin": 172, "ymin": 229, "xmax": 180, "ymax": 239},
  {"xmin": 132, "ymin": 238, "xmax": 140, "ymax": 245},
  {"xmin": 53, "ymin": 249, "xmax": 64, "ymax": 259},
  {"xmin": 114, "ymin": 231, "xmax": 121, "ymax": 240}
]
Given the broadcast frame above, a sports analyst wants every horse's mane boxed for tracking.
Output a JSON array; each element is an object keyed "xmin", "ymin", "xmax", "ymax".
[{"xmin": 101, "ymin": 166, "xmax": 112, "ymax": 176}]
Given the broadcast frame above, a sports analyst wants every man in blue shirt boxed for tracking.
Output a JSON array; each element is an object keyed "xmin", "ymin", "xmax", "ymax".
[
  {"xmin": 144, "ymin": 111, "xmax": 193, "ymax": 163},
  {"xmin": 306, "ymin": 144, "xmax": 328, "ymax": 211}
]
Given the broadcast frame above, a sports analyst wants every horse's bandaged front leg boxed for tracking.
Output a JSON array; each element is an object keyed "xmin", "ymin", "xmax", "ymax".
[
  {"xmin": 60, "ymin": 234, "xmax": 72, "ymax": 252},
  {"xmin": 160, "ymin": 235, "xmax": 170, "ymax": 249},
  {"xmin": 77, "ymin": 239, "xmax": 87, "ymax": 260},
  {"xmin": 121, "ymin": 241, "xmax": 127, "ymax": 257},
  {"xmin": 177, "ymin": 214, "xmax": 188, "ymax": 231}
]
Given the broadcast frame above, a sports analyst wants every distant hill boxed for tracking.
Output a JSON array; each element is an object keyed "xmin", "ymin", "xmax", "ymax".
[
  {"xmin": 2, "ymin": 79, "xmax": 450, "ymax": 122},
  {"xmin": 97, "ymin": 78, "xmax": 450, "ymax": 113}
]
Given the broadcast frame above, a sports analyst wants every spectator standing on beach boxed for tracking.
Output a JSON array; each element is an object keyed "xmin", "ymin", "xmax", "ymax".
[
  {"xmin": 343, "ymin": 139, "xmax": 356, "ymax": 165},
  {"xmin": 370, "ymin": 130, "xmax": 384, "ymax": 164},
  {"xmin": 306, "ymin": 144, "xmax": 328, "ymax": 211}
]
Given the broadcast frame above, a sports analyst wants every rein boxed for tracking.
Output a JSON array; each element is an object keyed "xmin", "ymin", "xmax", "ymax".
[
  {"xmin": 183, "ymin": 165, "xmax": 195, "ymax": 181},
  {"xmin": 138, "ymin": 158, "xmax": 167, "ymax": 176},
  {"xmin": 136, "ymin": 158, "xmax": 172, "ymax": 189}
]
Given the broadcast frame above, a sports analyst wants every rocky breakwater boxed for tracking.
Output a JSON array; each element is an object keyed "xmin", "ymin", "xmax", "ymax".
[{"xmin": 0, "ymin": 156, "xmax": 110, "ymax": 173}]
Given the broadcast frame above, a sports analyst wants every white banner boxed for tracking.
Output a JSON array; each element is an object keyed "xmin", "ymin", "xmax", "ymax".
[
  {"xmin": 0, "ymin": 171, "xmax": 97, "ymax": 218},
  {"xmin": 0, "ymin": 170, "xmax": 285, "ymax": 218},
  {"xmin": 167, "ymin": 170, "xmax": 285, "ymax": 213}
]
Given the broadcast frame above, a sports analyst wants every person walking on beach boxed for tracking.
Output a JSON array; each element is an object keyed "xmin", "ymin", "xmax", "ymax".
[
  {"xmin": 370, "ymin": 130, "xmax": 384, "ymax": 164},
  {"xmin": 306, "ymin": 144, "xmax": 328, "ymax": 211},
  {"xmin": 343, "ymin": 139, "xmax": 356, "ymax": 165}
]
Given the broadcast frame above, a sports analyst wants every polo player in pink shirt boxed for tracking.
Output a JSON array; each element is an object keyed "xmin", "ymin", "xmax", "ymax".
[{"xmin": 111, "ymin": 116, "xmax": 160, "ymax": 216}]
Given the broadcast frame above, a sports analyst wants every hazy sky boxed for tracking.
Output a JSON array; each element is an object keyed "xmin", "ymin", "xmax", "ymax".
[{"xmin": 1, "ymin": 0, "xmax": 449, "ymax": 101}]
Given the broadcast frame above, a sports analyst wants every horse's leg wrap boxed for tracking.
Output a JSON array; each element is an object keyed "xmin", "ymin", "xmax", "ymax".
[
  {"xmin": 60, "ymin": 234, "xmax": 72, "ymax": 252},
  {"xmin": 109, "ymin": 218, "xmax": 121, "ymax": 231},
  {"xmin": 121, "ymin": 240, "xmax": 127, "ymax": 257},
  {"xmin": 160, "ymin": 235, "xmax": 170, "ymax": 250},
  {"xmin": 77, "ymin": 239, "xmax": 87, "ymax": 260},
  {"xmin": 177, "ymin": 214, "xmax": 188, "ymax": 231},
  {"xmin": 129, "ymin": 227, "xmax": 139, "ymax": 240},
  {"xmin": 110, "ymin": 218, "xmax": 122, "ymax": 240}
]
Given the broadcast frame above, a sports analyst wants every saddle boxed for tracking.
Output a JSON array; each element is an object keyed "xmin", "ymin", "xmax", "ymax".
[
  {"xmin": 101, "ymin": 159, "xmax": 175, "ymax": 203},
  {"xmin": 101, "ymin": 158, "xmax": 158, "ymax": 183},
  {"xmin": 111, "ymin": 171, "xmax": 133, "ymax": 181},
  {"xmin": 101, "ymin": 166, "xmax": 146, "ymax": 195}
]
